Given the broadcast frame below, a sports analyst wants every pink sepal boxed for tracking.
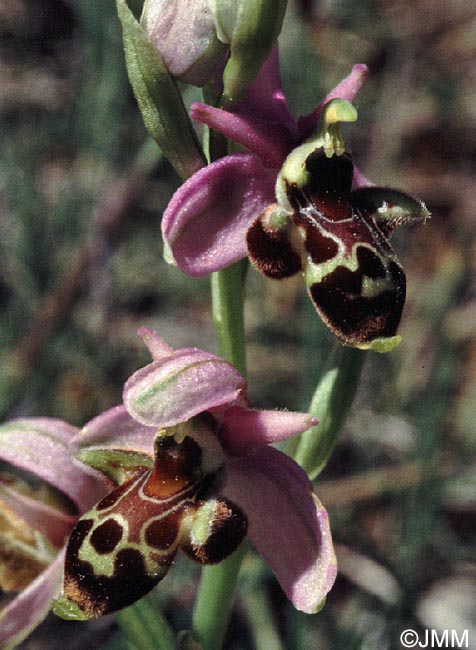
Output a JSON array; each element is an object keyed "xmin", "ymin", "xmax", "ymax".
[
  {"xmin": 352, "ymin": 164, "xmax": 375, "ymax": 189},
  {"xmin": 298, "ymin": 64, "xmax": 369, "ymax": 136},
  {"xmin": 191, "ymin": 103, "xmax": 292, "ymax": 169},
  {"xmin": 235, "ymin": 46, "xmax": 296, "ymax": 131},
  {"xmin": 73, "ymin": 405, "xmax": 156, "ymax": 458},
  {"xmin": 0, "ymin": 418, "xmax": 109, "ymax": 512},
  {"xmin": 161, "ymin": 153, "xmax": 275, "ymax": 276},
  {"xmin": 124, "ymin": 349, "xmax": 247, "ymax": 427},
  {"xmin": 225, "ymin": 447, "xmax": 337, "ymax": 613},
  {"xmin": 137, "ymin": 326, "xmax": 175, "ymax": 361}
]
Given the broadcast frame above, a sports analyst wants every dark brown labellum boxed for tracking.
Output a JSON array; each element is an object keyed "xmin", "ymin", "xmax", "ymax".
[
  {"xmin": 58, "ymin": 434, "xmax": 247, "ymax": 619},
  {"xmin": 247, "ymin": 149, "xmax": 418, "ymax": 349},
  {"xmin": 295, "ymin": 154, "xmax": 407, "ymax": 347}
]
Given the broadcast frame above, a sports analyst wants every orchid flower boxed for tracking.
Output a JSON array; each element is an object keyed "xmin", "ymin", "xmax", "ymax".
[
  {"xmin": 0, "ymin": 418, "xmax": 111, "ymax": 648},
  {"xmin": 53, "ymin": 328, "xmax": 337, "ymax": 619},
  {"xmin": 162, "ymin": 49, "xmax": 429, "ymax": 351}
]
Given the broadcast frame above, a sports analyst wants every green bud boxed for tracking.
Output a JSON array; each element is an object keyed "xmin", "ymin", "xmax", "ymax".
[
  {"xmin": 210, "ymin": 0, "xmax": 288, "ymax": 106},
  {"xmin": 116, "ymin": 0, "xmax": 206, "ymax": 180}
]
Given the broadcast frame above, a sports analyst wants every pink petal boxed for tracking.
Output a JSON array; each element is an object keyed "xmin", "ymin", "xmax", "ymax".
[
  {"xmin": 0, "ymin": 550, "xmax": 64, "ymax": 647},
  {"xmin": 191, "ymin": 103, "xmax": 292, "ymax": 169},
  {"xmin": 74, "ymin": 405, "xmax": 156, "ymax": 458},
  {"xmin": 235, "ymin": 45, "xmax": 296, "ymax": 132},
  {"xmin": 219, "ymin": 406, "xmax": 318, "ymax": 455},
  {"xmin": 124, "ymin": 349, "xmax": 247, "ymax": 426},
  {"xmin": 0, "ymin": 482, "xmax": 75, "ymax": 547},
  {"xmin": 225, "ymin": 447, "xmax": 337, "ymax": 613},
  {"xmin": 0, "ymin": 419, "xmax": 109, "ymax": 512},
  {"xmin": 162, "ymin": 153, "xmax": 276, "ymax": 276},
  {"xmin": 298, "ymin": 64, "xmax": 369, "ymax": 136},
  {"xmin": 137, "ymin": 326, "xmax": 175, "ymax": 361}
]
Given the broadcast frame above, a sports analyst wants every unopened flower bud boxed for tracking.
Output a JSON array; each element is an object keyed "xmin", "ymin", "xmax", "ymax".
[
  {"xmin": 141, "ymin": 0, "xmax": 228, "ymax": 86},
  {"xmin": 211, "ymin": 0, "xmax": 288, "ymax": 106}
]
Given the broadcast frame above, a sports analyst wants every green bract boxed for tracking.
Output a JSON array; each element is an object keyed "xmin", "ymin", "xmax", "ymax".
[
  {"xmin": 286, "ymin": 345, "xmax": 367, "ymax": 479},
  {"xmin": 116, "ymin": 0, "xmax": 205, "ymax": 180}
]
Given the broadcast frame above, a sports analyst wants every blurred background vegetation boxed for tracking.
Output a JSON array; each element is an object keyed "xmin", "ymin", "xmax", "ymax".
[{"xmin": 1, "ymin": 0, "xmax": 475, "ymax": 648}]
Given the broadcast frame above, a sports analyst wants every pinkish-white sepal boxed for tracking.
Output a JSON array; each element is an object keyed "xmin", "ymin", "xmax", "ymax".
[
  {"xmin": 161, "ymin": 153, "xmax": 275, "ymax": 276},
  {"xmin": 225, "ymin": 446, "xmax": 337, "ymax": 613},
  {"xmin": 124, "ymin": 348, "xmax": 247, "ymax": 427},
  {"xmin": 0, "ymin": 418, "xmax": 109, "ymax": 512}
]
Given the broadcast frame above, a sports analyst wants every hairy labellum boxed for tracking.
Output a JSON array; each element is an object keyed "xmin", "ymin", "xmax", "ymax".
[
  {"xmin": 53, "ymin": 435, "xmax": 247, "ymax": 619},
  {"xmin": 247, "ymin": 205, "xmax": 302, "ymax": 279},
  {"xmin": 290, "ymin": 150, "xmax": 406, "ymax": 350},
  {"xmin": 248, "ymin": 148, "xmax": 428, "ymax": 352}
]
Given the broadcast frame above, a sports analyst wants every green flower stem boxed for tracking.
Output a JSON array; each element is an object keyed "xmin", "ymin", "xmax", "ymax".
[
  {"xmin": 192, "ymin": 260, "xmax": 248, "ymax": 650},
  {"xmin": 192, "ymin": 544, "xmax": 248, "ymax": 650},
  {"xmin": 287, "ymin": 344, "xmax": 367, "ymax": 479},
  {"xmin": 115, "ymin": 596, "xmax": 175, "ymax": 650},
  {"xmin": 210, "ymin": 260, "xmax": 248, "ymax": 375}
]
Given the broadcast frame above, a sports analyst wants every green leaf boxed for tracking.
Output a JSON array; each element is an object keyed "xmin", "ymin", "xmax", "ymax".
[
  {"xmin": 115, "ymin": 598, "xmax": 176, "ymax": 650},
  {"xmin": 116, "ymin": 0, "xmax": 206, "ymax": 180},
  {"xmin": 287, "ymin": 344, "xmax": 367, "ymax": 479}
]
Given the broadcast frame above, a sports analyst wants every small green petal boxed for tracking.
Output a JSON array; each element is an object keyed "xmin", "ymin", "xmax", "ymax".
[{"xmin": 76, "ymin": 448, "xmax": 153, "ymax": 484}]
